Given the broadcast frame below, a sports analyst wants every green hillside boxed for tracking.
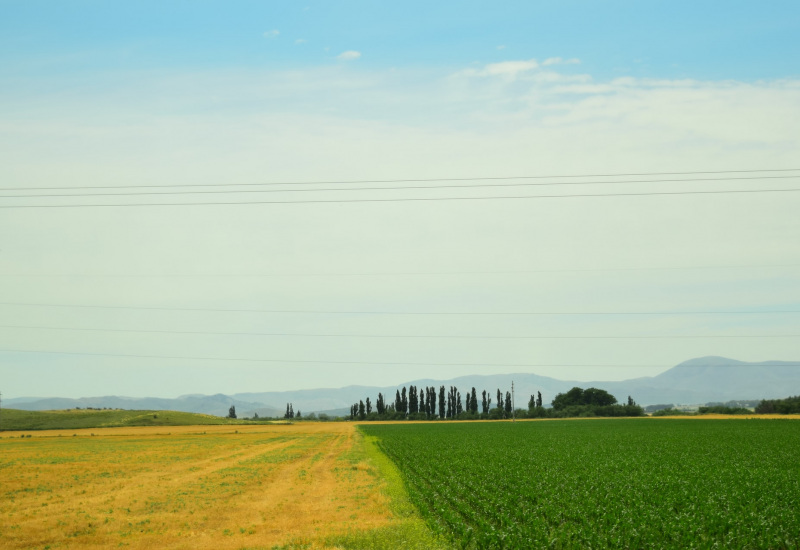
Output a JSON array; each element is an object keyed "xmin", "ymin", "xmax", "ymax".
[{"xmin": 0, "ymin": 408, "xmax": 253, "ymax": 431}]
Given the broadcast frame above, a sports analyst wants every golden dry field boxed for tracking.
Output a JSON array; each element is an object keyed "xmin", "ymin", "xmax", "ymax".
[{"xmin": 0, "ymin": 423, "xmax": 433, "ymax": 550}]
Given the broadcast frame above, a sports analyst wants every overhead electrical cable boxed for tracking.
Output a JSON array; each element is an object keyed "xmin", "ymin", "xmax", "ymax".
[
  {"xmin": 1, "ymin": 301, "xmax": 797, "ymax": 315},
  {"xmin": 2, "ymin": 262, "xmax": 799, "ymax": 277},
  {"xmin": 4, "ymin": 168, "xmax": 799, "ymax": 192},
  {"xmin": 0, "ymin": 324, "xmax": 796, "ymax": 339},
  {"xmin": 3, "ymin": 175, "xmax": 798, "ymax": 199},
  {"xmin": 7, "ymin": 348, "xmax": 795, "ymax": 368},
  {"xmin": 2, "ymin": 187, "xmax": 800, "ymax": 209}
]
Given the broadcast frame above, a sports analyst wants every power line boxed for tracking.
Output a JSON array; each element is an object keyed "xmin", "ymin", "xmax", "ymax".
[
  {"xmin": 4, "ymin": 175, "xmax": 798, "ymax": 199},
  {"xmin": 5, "ymin": 168, "xmax": 798, "ymax": 192},
  {"xmin": 1, "ymin": 301, "xmax": 798, "ymax": 315},
  {"xmin": 0, "ymin": 347, "xmax": 732, "ymax": 368},
  {"xmin": 1, "ymin": 263, "xmax": 798, "ymax": 278},
  {"xmin": 2, "ymin": 187, "xmax": 800, "ymax": 209},
  {"xmin": 1, "ymin": 323, "xmax": 797, "ymax": 339}
]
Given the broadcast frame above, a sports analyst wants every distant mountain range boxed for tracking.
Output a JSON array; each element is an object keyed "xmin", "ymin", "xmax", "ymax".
[{"xmin": 6, "ymin": 356, "xmax": 799, "ymax": 417}]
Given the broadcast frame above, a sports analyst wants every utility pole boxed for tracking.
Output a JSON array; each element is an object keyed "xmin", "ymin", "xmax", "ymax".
[{"xmin": 511, "ymin": 381, "xmax": 515, "ymax": 422}]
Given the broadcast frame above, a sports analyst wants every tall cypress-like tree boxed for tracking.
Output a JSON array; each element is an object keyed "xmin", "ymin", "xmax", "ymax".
[
  {"xmin": 376, "ymin": 393, "xmax": 385, "ymax": 415},
  {"xmin": 439, "ymin": 386, "xmax": 446, "ymax": 419},
  {"xmin": 366, "ymin": 397, "xmax": 372, "ymax": 415},
  {"xmin": 358, "ymin": 400, "xmax": 366, "ymax": 420},
  {"xmin": 419, "ymin": 388, "xmax": 426, "ymax": 417},
  {"xmin": 401, "ymin": 387, "xmax": 408, "ymax": 415},
  {"xmin": 395, "ymin": 390, "xmax": 402, "ymax": 413},
  {"xmin": 456, "ymin": 391, "xmax": 463, "ymax": 415},
  {"xmin": 471, "ymin": 387, "xmax": 478, "ymax": 414},
  {"xmin": 409, "ymin": 385, "xmax": 417, "ymax": 414},
  {"xmin": 537, "ymin": 391, "xmax": 543, "ymax": 408},
  {"xmin": 482, "ymin": 390, "xmax": 488, "ymax": 414},
  {"xmin": 497, "ymin": 389, "xmax": 503, "ymax": 412},
  {"xmin": 505, "ymin": 391, "xmax": 512, "ymax": 416},
  {"xmin": 465, "ymin": 392, "xmax": 471, "ymax": 414}
]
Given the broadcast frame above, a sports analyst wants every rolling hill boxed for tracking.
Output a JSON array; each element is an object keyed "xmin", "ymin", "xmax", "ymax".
[{"xmin": 6, "ymin": 356, "xmax": 798, "ymax": 417}]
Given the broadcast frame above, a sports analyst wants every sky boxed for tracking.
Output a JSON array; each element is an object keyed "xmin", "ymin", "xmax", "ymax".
[{"xmin": 1, "ymin": 1, "xmax": 799, "ymax": 399}]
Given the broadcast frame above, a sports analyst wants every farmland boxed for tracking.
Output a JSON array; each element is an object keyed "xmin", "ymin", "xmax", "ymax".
[
  {"xmin": 0, "ymin": 423, "xmax": 441, "ymax": 550},
  {"xmin": 361, "ymin": 419, "xmax": 800, "ymax": 549},
  {"xmin": 0, "ymin": 408, "xmax": 248, "ymax": 431}
]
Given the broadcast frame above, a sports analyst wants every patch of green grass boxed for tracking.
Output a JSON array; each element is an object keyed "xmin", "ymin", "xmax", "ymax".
[
  {"xmin": 0, "ymin": 408, "xmax": 250, "ymax": 431},
  {"xmin": 330, "ymin": 430, "xmax": 448, "ymax": 549}
]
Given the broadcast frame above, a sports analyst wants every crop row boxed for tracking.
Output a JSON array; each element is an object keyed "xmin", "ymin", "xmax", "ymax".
[{"xmin": 360, "ymin": 419, "xmax": 800, "ymax": 549}]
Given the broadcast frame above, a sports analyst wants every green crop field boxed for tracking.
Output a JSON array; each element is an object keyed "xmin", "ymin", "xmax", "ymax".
[{"xmin": 360, "ymin": 419, "xmax": 800, "ymax": 549}]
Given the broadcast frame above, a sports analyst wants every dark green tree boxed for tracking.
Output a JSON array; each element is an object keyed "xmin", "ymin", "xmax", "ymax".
[
  {"xmin": 439, "ymin": 386, "xmax": 446, "ymax": 419},
  {"xmin": 497, "ymin": 389, "xmax": 503, "ymax": 413},
  {"xmin": 376, "ymin": 393, "xmax": 385, "ymax": 415},
  {"xmin": 358, "ymin": 400, "xmax": 366, "ymax": 420},
  {"xmin": 536, "ymin": 391, "xmax": 543, "ymax": 408},
  {"xmin": 505, "ymin": 391, "xmax": 512, "ymax": 417},
  {"xmin": 395, "ymin": 390, "xmax": 402, "ymax": 413},
  {"xmin": 482, "ymin": 390, "xmax": 488, "ymax": 414},
  {"xmin": 366, "ymin": 397, "xmax": 372, "ymax": 415},
  {"xmin": 227, "ymin": 406, "xmax": 237, "ymax": 419},
  {"xmin": 471, "ymin": 387, "xmax": 478, "ymax": 414}
]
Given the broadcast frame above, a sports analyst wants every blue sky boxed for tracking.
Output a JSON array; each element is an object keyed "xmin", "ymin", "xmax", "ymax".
[
  {"xmin": 2, "ymin": 1, "xmax": 798, "ymax": 79},
  {"xmin": 1, "ymin": 1, "xmax": 798, "ymax": 400}
]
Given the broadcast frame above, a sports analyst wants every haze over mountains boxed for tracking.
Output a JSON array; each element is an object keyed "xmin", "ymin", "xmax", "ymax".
[{"xmin": 7, "ymin": 356, "xmax": 799, "ymax": 417}]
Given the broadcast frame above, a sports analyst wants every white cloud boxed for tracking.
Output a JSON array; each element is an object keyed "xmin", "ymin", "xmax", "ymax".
[
  {"xmin": 295, "ymin": 39, "xmax": 307, "ymax": 44},
  {"xmin": 263, "ymin": 29, "xmax": 280, "ymax": 39},
  {"xmin": 458, "ymin": 58, "xmax": 540, "ymax": 78},
  {"xmin": 337, "ymin": 50, "xmax": 361, "ymax": 61},
  {"xmin": 542, "ymin": 57, "xmax": 581, "ymax": 66},
  {"xmin": 496, "ymin": 45, "xmax": 506, "ymax": 50}
]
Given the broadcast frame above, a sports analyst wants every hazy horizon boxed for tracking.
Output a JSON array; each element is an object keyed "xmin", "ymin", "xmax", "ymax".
[{"xmin": 2, "ymin": 2, "xmax": 798, "ymax": 400}]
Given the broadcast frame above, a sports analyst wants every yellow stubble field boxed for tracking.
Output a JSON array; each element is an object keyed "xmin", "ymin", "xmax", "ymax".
[{"xmin": 0, "ymin": 423, "xmax": 398, "ymax": 549}]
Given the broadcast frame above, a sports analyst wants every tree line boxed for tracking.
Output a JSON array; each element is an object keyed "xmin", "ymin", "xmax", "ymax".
[{"xmin": 348, "ymin": 385, "xmax": 644, "ymax": 421}]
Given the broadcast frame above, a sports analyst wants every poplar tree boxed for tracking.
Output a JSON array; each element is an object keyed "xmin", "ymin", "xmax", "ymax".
[
  {"xmin": 439, "ymin": 386, "xmax": 446, "ymax": 419},
  {"xmin": 505, "ymin": 391, "xmax": 512, "ymax": 417},
  {"xmin": 471, "ymin": 387, "xmax": 478, "ymax": 414},
  {"xmin": 376, "ymin": 393, "xmax": 385, "ymax": 415},
  {"xmin": 366, "ymin": 397, "xmax": 372, "ymax": 415},
  {"xmin": 482, "ymin": 390, "xmax": 488, "ymax": 414}
]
